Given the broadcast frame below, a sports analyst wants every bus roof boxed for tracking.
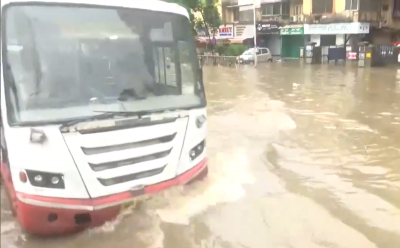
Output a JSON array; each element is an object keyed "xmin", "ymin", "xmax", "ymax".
[{"xmin": 0, "ymin": 0, "xmax": 189, "ymax": 18}]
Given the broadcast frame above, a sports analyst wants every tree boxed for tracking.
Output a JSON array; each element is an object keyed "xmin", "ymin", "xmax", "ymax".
[
  {"xmin": 194, "ymin": 0, "xmax": 221, "ymax": 43},
  {"xmin": 165, "ymin": 0, "xmax": 221, "ymax": 40}
]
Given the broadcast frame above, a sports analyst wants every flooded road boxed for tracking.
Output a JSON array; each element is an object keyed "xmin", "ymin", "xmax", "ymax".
[{"xmin": 2, "ymin": 62, "xmax": 400, "ymax": 248}]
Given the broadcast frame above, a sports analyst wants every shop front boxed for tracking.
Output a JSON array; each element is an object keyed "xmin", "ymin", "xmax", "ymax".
[
  {"xmin": 303, "ymin": 22, "xmax": 370, "ymax": 62},
  {"xmin": 197, "ymin": 24, "xmax": 234, "ymax": 44},
  {"xmin": 280, "ymin": 25, "xmax": 305, "ymax": 59},
  {"xmin": 256, "ymin": 21, "xmax": 281, "ymax": 56},
  {"xmin": 303, "ymin": 22, "xmax": 369, "ymax": 47}
]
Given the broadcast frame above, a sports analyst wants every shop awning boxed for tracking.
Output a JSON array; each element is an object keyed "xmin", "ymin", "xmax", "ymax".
[
  {"xmin": 197, "ymin": 37, "xmax": 208, "ymax": 44},
  {"xmin": 229, "ymin": 37, "xmax": 252, "ymax": 44}
]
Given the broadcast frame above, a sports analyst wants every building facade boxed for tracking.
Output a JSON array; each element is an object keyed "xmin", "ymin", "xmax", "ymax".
[
  {"xmin": 221, "ymin": 0, "xmax": 258, "ymax": 46},
  {"xmin": 221, "ymin": 0, "xmax": 289, "ymax": 55},
  {"xmin": 221, "ymin": 0, "xmax": 400, "ymax": 58},
  {"xmin": 301, "ymin": 0, "xmax": 400, "ymax": 44}
]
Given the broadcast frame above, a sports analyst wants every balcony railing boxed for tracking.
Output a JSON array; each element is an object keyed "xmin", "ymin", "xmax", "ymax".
[{"xmin": 261, "ymin": 14, "xmax": 290, "ymax": 21}]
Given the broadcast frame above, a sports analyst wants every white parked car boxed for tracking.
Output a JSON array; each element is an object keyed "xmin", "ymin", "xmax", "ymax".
[{"xmin": 237, "ymin": 47, "xmax": 272, "ymax": 64}]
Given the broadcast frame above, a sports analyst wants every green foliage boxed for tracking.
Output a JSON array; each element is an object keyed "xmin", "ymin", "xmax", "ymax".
[
  {"xmin": 164, "ymin": 0, "xmax": 221, "ymax": 38},
  {"xmin": 225, "ymin": 44, "xmax": 247, "ymax": 56},
  {"xmin": 194, "ymin": 1, "xmax": 221, "ymax": 39},
  {"xmin": 213, "ymin": 44, "xmax": 248, "ymax": 56},
  {"xmin": 215, "ymin": 44, "xmax": 226, "ymax": 55}
]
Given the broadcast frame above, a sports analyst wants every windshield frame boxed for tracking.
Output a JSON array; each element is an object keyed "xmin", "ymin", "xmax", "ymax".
[{"xmin": 1, "ymin": 2, "xmax": 206, "ymax": 127}]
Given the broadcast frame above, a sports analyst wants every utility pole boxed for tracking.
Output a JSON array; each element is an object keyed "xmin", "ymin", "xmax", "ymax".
[{"xmin": 253, "ymin": 0, "xmax": 258, "ymax": 67}]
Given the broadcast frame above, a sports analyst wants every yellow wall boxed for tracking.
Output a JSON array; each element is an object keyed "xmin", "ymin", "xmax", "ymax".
[
  {"xmin": 334, "ymin": 0, "xmax": 346, "ymax": 12},
  {"xmin": 303, "ymin": 0, "xmax": 311, "ymax": 15},
  {"xmin": 296, "ymin": 0, "xmax": 399, "ymax": 30}
]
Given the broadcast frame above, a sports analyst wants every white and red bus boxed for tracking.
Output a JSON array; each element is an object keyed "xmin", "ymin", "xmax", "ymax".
[{"xmin": 1, "ymin": 0, "xmax": 207, "ymax": 235}]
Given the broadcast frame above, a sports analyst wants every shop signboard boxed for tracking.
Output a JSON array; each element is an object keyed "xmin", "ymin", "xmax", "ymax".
[
  {"xmin": 197, "ymin": 25, "xmax": 234, "ymax": 39},
  {"xmin": 234, "ymin": 25, "xmax": 254, "ymax": 38},
  {"xmin": 217, "ymin": 25, "xmax": 233, "ymax": 38},
  {"xmin": 280, "ymin": 27, "xmax": 304, "ymax": 35},
  {"xmin": 256, "ymin": 21, "xmax": 281, "ymax": 35},
  {"xmin": 304, "ymin": 22, "xmax": 370, "ymax": 35}
]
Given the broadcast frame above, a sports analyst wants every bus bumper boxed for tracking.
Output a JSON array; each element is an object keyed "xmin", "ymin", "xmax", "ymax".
[{"xmin": 8, "ymin": 159, "xmax": 208, "ymax": 236}]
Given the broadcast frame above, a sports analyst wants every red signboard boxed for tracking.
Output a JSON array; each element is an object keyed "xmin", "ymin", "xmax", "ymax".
[
  {"xmin": 347, "ymin": 52, "xmax": 357, "ymax": 60},
  {"xmin": 219, "ymin": 27, "xmax": 232, "ymax": 33},
  {"xmin": 218, "ymin": 26, "xmax": 233, "ymax": 37}
]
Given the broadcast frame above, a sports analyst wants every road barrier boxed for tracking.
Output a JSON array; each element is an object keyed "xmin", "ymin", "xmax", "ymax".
[{"xmin": 198, "ymin": 55, "xmax": 238, "ymax": 67}]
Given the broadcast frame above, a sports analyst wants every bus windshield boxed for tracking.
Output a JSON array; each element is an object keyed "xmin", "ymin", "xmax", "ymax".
[{"xmin": 2, "ymin": 4, "xmax": 204, "ymax": 125}]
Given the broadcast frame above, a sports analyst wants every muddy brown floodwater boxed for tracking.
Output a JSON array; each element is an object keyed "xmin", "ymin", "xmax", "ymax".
[{"xmin": 2, "ymin": 62, "xmax": 400, "ymax": 248}]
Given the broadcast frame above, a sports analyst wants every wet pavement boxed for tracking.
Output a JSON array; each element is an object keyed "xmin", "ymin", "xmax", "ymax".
[{"xmin": 2, "ymin": 62, "xmax": 400, "ymax": 248}]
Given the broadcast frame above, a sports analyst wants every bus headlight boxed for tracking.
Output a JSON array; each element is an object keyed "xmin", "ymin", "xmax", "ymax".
[
  {"xmin": 196, "ymin": 115, "xmax": 206, "ymax": 128},
  {"xmin": 25, "ymin": 170, "xmax": 65, "ymax": 189},
  {"xmin": 189, "ymin": 140, "xmax": 205, "ymax": 161}
]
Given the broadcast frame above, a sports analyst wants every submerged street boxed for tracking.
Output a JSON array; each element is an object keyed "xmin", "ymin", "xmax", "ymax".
[{"xmin": 1, "ymin": 62, "xmax": 400, "ymax": 248}]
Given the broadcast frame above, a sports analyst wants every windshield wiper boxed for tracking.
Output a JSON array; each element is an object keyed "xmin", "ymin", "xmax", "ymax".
[
  {"xmin": 25, "ymin": 15, "xmax": 43, "ymax": 97},
  {"xmin": 59, "ymin": 111, "xmax": 139, "ymax": 130}
]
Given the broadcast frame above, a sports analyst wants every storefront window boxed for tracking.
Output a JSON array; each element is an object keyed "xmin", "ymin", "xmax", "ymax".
[
  {"xmin": 262, "ymin": 4, "xmax": 273, "ymax": 15},
  {"xmin": 233, "ymin": 7, "xmax": 239, "ymax": 22},
  {"xmin": 394, "ymin": 0, "xmax": 400, "ymax": 18},
  {"xmin": 290, "ymin": 5, "xmax": 303, "ymax": 16},
  {"xmin": 261, "ymin": 3, "xmax": 283, "ymax": 16},
  {"xmin": 282, "ymin": 3, "xmax": 290, "ymax": 15},
  {"xmin": 312, "ymin": 0, "xmax": 333, "ymax": 14},
  {"xmin": 345, "ymin": 0, "xmax": 359, "ymax": 10},
  {"xmin": 239, "ymin": 9, "xmax": 253, "ymax": 22},
  {"xmin": 359, "ymin": 0, "xmax": 378, "ymax": 11}
]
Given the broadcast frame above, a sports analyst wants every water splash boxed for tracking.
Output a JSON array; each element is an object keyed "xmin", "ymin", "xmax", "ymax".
[{"xmin": 150, "ymin": 149, "xmax": 255, "ymax": 225}]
